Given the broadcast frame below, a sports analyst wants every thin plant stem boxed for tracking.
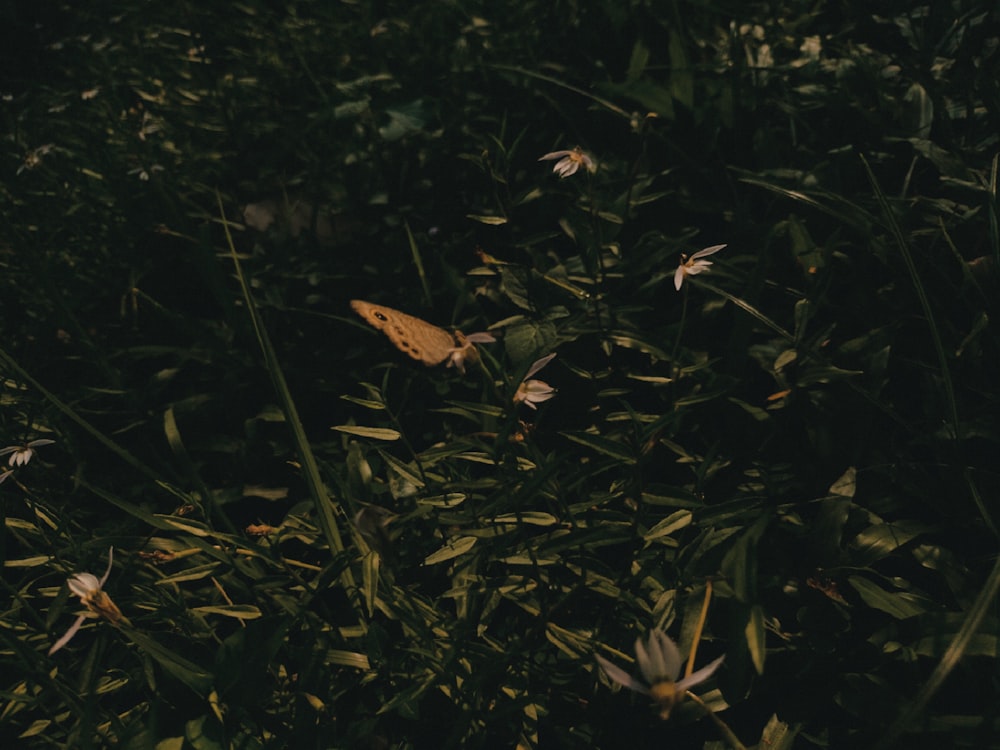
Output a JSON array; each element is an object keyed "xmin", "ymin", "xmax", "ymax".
[
  {"xmin": 670, "ymin": 286, "xmax": 690, "ymax": 374},
  {"xmin": 686, "ymin": 580, "xmax": 713, "ymax": 678},
  {"xmin": 685, "ymin": 690, "xmax": 747, "ymax": 750}
]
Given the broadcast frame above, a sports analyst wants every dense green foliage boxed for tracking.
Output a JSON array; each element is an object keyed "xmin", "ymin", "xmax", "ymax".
[{"xmin": 3, "ymin": 1, "xmax": 1000, "ymax": 747}]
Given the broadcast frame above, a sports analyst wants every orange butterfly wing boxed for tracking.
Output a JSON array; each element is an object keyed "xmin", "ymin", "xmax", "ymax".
[{"xmin": 351, "ymin": 300, "xmax": 460, "ymax": 366}]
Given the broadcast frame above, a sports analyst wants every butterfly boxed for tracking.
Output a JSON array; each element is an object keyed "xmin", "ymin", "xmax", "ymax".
[{"xmin": 350, "ymin": 300, "xmax": 494, "ymax": 373}]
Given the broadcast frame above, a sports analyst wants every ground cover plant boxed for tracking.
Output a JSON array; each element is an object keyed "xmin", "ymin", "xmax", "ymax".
[{"xmin": 3, "ymin": 0, "xmax": 1000, "ymax": 747}]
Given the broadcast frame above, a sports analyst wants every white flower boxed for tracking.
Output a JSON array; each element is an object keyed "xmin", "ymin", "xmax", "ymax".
[
  {"xmin": 513, "ymin": 353, "xmax": 557, "ymax": 409},
  {"xmin": 0, "ymin": 439, "xmax": 56, "ymax": 467},
  {"xmin": 674, "ymin": 244, "xmax": 727, "ymax": 291},
  {"xmin": 538, "ymin": 147, "xmax": 596, "ymax": 178},
  {"xmin": 596, "ymin": 629, "xmax": 725, "ymax": 720},
  {"xmin": 49, "ymin": 547, "xmax": 122, "ymax": 655},
  {"xmin": 447, "ymin": 331, "xmax": 497, "ymax": 374},
  {"xmin": 17, "ymin": 143, "xmax": 55, "ymax": 174}
]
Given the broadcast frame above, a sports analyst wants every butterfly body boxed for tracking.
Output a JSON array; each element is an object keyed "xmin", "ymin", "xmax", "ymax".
[{"xmin": 350, "ymin": 300, "xmax": 477, "ymax": 370}]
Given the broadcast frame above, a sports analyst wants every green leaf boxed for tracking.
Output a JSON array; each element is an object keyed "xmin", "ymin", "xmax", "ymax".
[
  {"xmin": 745, "ymin": 604, "xmax": 766, "ymax": 674},
  {"xmin": 440, "ymin": 400, "xmax": 505, "ymax": 418},
  {"xmin": 848, "ymin": 576, "xmax": 928, "ymax": 619},
  {"xmin": 625, "ymin": 39, "xmax": 650, "ymax": 82},
  {"xmin": 774, "ymin": 349, "xmax": 797, "ymax": 371},
  {"xmin": 191, "ymin": 605, "xmax": 262, "ymax": 620},
  {"xmin": 340, "ymin": 394, "xmax": 386, "ymax": 410},
  {"xmin": 18, "ymin": 720, "xmax": 51, "ymax": 738},
  {"xmin": 796, "ymin": 364, "xmax": 863, "ymax": 386},
  {"xmin": 829, "ymin": 467, "xmax": 856, "ymax": 498},
  {"xmin": 466, "ymin": 214, "xmax": 508, "ymax": 225},
  {"xmin": 757, "ymin": 714, "xmax": 801, "ymax": 750},
  {"xmin": 850, "ymin": 520, "xmax": 932, "ymax": 566},
  {"xmin": 599, "ymin": 79, "xmax": 674, "ymax": 118},
  {"xmin": 379, "ymin": 99, "xmax": 429, "ymax": 141},
  {"xmin": 673, "ymin": 389, "xmax": 729, "ymax": 408},
  {"xmin": 324, "ymin": 649, "xmax": 372, "ymax": 670},
  {"xmin": 378, "ymin": 450, "xmax": 426, "ymax": 490},
  {"xmin": 605, "ymin": 332, "xmax": 671, "ymax": 361},
  {"xmin": 424, "ymin": 536, "xmax": 477, "ymax": 565},
  {"xmin": 560, "ymin": 432, "xmax": 636, "ymax": 463},
  {"xmin": 154, "ymin": 738, "xmax": 185, "ymax": 750},
  {"xmin": 490, "ymin": 512, "xmax": 559, "ymax": 526},
  {"xmin": 504, "ymin": 320, "xmax": 559, "ymax": 361},
  {"xmin": 155, "ymin": 562, "xmax": 222, "ymax": 583},
  {"xmin": 417, "ymin": 493, "xmax": 467, "ymax": 508},
  {"xmin": 916, "ymin": 628, "xmax": 997, "ymax": 658},
  {"xmin": 721, "ymin": 514, "xmax": 770, "ymax": 602},
  {"xmin": 668, "ymin": 29, "xmax": 693, "ymax": 108},
  {"xmin": 185, "ymin": 715, "xmax": 224, "ymax": 750},
  {"xmin": 643, "ymin": 510, "xmax": 692, "ymax": 541},
  {"xmin": 122, "ymin": 626, "xmax": 213, "ymax": 695},
  {"xmin": 154, "ymin": 515, "xmax": 214, "ymax": 538},
  {"xmin": 332, "ymin": 425, "xmax": 402, "ymax": 441},
  {"xmin": 361, "ymin": 551, "xmax": 379, "ymax": 618},
  {"xmin": 546, "ymin": 623, "xmax": 590, "ymax": 658}
]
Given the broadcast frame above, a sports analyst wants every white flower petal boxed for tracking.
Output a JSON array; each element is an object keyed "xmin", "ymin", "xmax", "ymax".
[
  {"xmin": 539, "ymin": 148, "xmax": 594, "ymax": 178},
  {"xmin": 48, "ymin": 614, "xmax": 88, "ymax": 655},
  {"xmin": 539, "ymin": 150, "xmax": 573, "ymax": 162},
  {"xmin": 637, "ymin": 630, "xmax": 682, "ymax": 683},
  {"xmin": 688, "ymin": 260, "xmax": 713, "ymax": 277},
  {"xmin": 518, "ymin": 380, "xmax": 556, "ymax": 409},
  {"xmin": 464, "ymin": 332, "xmax": 497, "ymax": 344},
  {"xmin": 690, "ymin": 244, "xmax": 727, "ymax": 260},
  {"xmin": 595, "ymin": 654, "xmax": 651, "ymax": 696},
  {"xmin": 68, "ymin": 573, "xmax": 102, "ymax": 599},
  {"xmin": 524, "ymin": 353, "xmax": 556, "ymax": 381},
  {"xmin": 554, "ymin": 157, "xmax": 578, "ymax": 177},
  {"xmin": 99, "ymin": 547, "xmax": 115, "ymax": 587},
  {"xmin": 675, "ymin": 654, "xmax": 726, "ymax": 692}
]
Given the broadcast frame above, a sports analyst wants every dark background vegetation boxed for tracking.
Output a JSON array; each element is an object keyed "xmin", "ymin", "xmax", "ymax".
[{"xmin": 2, "ymin": 1, "xmax": 1000, "ymax": 748}]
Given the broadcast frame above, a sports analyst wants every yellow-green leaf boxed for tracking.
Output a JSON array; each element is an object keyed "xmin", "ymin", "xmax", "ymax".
[
  {"xmin": 332, "ymin": 426, "xmax": 401, "ymax": 441},
  {"xmin": 424, "ymin": 536, "xmax": 477, "ymax": 565}
]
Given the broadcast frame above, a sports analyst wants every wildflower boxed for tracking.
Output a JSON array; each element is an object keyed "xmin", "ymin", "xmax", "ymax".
[
  {"xmin": 18, "ymin": 143, "xmax": 55, "ymax": 174},
  {"xmin": 674, "ymin": 244, "xmax": 727, "ymax": 291},
  {"xmin": 0, "ymin": 439, "xmax": 56, "ymax": 468},
  {"xmin": 447, "ymin": 331, "xmax": 497, "ymax": 374},
  {"xmin": 596, "ymin": 629, "xmax": 725, "ymax": 720},
  {"xmin": 538, "ymin": 147, "xmax": 596, "ymax": 178},
  {"xmin": 49, "ymin": 547, "xmax": 122, "ymax": 655},
  {"xmin": 513, "ymin": 353, "xmax": 557, "ymax": 409}
]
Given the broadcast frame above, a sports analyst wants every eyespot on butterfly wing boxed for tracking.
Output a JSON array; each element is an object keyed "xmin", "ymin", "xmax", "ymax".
[{"xmin": 350, "ymin": 300, "xmax": 462, "ymax": 367}]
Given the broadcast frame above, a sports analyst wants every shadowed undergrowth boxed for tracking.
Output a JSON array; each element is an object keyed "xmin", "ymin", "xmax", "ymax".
[{"xmin": 2, "ymin": 2, "xmax": 999, "ymax": 748}]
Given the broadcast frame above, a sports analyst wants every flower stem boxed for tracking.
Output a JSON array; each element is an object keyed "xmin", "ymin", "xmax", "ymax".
[
  {"xmin": 684, "ymin": 691, "xmax": 747, "ymax": 750},
  {"xmin": 669, "ymin": 287, "xmax": 689, "ymax": 376},
  {"xmin": 686, "ymin": 579, "xmax": 713, "ymax": 678}
]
